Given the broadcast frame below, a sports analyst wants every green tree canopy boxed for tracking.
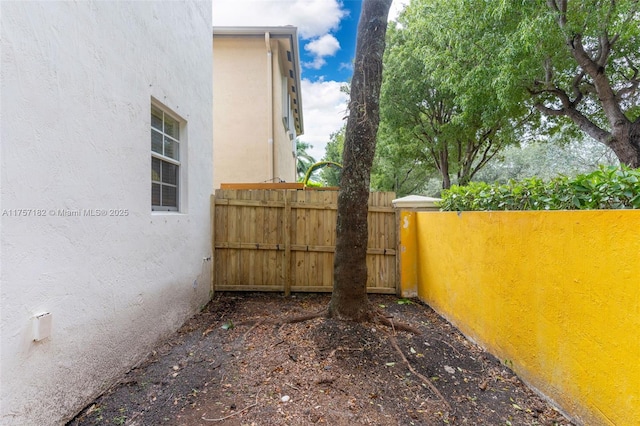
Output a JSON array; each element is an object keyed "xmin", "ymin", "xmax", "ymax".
[
  {"xmin": 320, "ymin": 126, "xmax": 345, "ymax": 186},
  {"xmin": 378, "ymin": 0, "xmax": 525, "ymax": 190},
  {"xmin": 377, "ymin": 0, "xmax": 639, "ymax": 194},
  {"xmin": 492, "ymin": 0, "xmax": 640, "ymax": 167}
]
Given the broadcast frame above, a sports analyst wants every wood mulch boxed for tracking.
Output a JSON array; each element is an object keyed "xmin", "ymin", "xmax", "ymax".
[{"xmin": 68, "ymin": 293, "xmax": 574, "ymax": 426}]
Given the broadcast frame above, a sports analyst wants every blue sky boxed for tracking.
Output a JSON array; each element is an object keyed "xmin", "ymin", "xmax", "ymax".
[
  {"xmin": 213, "ymin": 0, "xmax": 406, "ymax": 160},
  {"xmin": 300, "ymin": 0, "xmax": 362, "ymax": 82}
]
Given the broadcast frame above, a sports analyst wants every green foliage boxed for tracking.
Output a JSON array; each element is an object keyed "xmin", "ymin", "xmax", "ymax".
[
  {"xmin": 478, "ymin": 0, "xmax": 640, "ymax": 165},
  {"xmin": 371, "ymin": 122, "xmax": 437, "ymax": 196},
  {"xmin": 320, "ymin": 126, "xmax": 345, "ymax": 186},
  {"xmin": 376, "ymin": 0, "xmax": 639, "ymax": 186},
  {"xmin": 440, "ymin": 166, "xmax": 640, "ymax": 211},
  {"xmin": 296, "ymin": 140, "xmax": 316, "ymax": 180},
  {"xmin": 378, "ymin": 1, "xmax": 524, "ymax": 190}
]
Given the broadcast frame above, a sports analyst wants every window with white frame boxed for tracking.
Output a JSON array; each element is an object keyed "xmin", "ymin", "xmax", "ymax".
[{"xmin": 151, "ymin": 104, "xmax": 181, "ymax": 211}]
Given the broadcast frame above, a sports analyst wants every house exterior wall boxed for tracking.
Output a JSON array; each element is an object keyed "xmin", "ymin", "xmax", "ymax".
[
  {"xmin": 272, "ymin": 45, "xmax": 297, "ymax": 184},
  {"xmin": 213, "ymin": 29, "xmax": 301, "ymax": 188},
  {"xmin": 213, "ymin": 36, "xmax": 270, "ymax": 186},
  {"xmin": 0, "ymin": 1, "xmax": 213, "ymax": 424},
  {"xmin": 399, "ymin": 210, "xmax": 640, "ymax": 425}
]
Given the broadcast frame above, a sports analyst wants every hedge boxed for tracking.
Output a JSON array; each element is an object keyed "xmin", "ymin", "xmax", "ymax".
[{"xmin": 439, "ymin": 165, "xmax": 640, "ymax": 211}]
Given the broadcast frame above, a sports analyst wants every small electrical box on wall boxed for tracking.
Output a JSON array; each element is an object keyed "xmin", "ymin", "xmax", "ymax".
[{"xmin": 33, "ymin": 312, "xmax": 52, "ymax": 341}]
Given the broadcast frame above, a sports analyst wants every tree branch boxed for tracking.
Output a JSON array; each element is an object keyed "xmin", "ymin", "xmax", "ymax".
[{"xmin": 570, "ymin": 34, "xmax": 628, "ymax": 126}]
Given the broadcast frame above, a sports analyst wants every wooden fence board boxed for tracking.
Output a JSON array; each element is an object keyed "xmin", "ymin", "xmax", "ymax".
[{"xmin": 213, "ymin": 189, "xmax": 397, "ymax": 293}]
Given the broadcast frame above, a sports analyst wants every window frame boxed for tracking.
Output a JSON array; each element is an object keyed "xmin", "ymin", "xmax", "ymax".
[{"xmin": 151, "ymin": 102, "xmax": 183, "ymax": 212}]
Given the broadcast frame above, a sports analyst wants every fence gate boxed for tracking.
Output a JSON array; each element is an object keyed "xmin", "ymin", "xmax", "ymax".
[{"xmin": 212, "ymin": 188, "xmax": 397, "ymax": 294}]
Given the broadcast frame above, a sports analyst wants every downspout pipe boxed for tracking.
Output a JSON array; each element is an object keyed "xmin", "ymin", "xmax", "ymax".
[{"xmin": 265, "ymin": 32, "xmax": 275, "ymax": 182}]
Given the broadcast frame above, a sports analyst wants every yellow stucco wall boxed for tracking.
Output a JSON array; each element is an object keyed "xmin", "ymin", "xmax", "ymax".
[{"xmin": 406, "ymin": 210, "xmax": 640, "ymax": 426}]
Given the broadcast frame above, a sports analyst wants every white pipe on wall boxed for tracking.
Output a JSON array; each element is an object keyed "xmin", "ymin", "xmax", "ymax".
[{"xmin": 265, "ymin": 32, "xmax": 275, "ymax": 182}]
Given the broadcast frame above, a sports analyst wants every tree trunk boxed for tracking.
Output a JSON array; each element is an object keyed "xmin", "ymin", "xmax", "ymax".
[
  {"xmin": 440, "ymin": 149, "xmax": 451, "ymax": 189},
  {"xmin": 328, "ymin": 0, "xmax": 392, "ymax": 321},
  {"xmin": 566, "ymin": 34, "xmax": 640, "ymax": 167},
  {"xmin": 609, "ymin": 120, "xmax": 640, "ymax": 168}
]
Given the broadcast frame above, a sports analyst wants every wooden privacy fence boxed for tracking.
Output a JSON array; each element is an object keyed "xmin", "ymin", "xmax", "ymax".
[{"xmin": 212, "ymin": 189, "xmax": 398, "ymax": 294}]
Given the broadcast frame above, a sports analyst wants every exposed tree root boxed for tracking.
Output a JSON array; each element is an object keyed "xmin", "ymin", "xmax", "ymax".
[
  {"xmin": 233, "ymin": 308, "xmax": 328, "ymax": 329},
  {"xmin": 242, "ymin": 319, "xmax": 264, "ymax": 339},
  {"xmin": 380, "ymin": 315, "xmax": 451, "ymax": 410},
  {"xmin": 388, "ymin": 334, "xmax": 451, "ymax": 412},
  {"xmin": 283, "ymin": 308, "xmax": 328, "ymax": 324},
  {"xmin": 227, "ymin": 305, "xmax": 450, "ymax": 412},
  {"xmin": 373, "ymin": 310, "xmax": 422, "ymax": 334}
]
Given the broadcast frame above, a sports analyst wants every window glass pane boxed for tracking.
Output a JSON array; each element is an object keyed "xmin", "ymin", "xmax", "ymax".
[
  {"xmin": 164, "ymin": 136, "xmax": 179, "ymax": 160},
  {"xmin": 151, "ymin": 130, "xmax": 163, "ymax": 154},
  {"xmin": 161, "ymin": 161, "xmax": 178, "ymax": 185},
  {"xmin": 152, "ymin": 157, "xmax": 161, "ymax": 181},
  {"xmin": 151, "ymin": 102, "xmax": 182, "ymax": 211},
  {"xmin": 152, "ymin": 183, "xmax": 161, "ymax": 206},
  {"xmin": 162, "ymin": 185, "xmax": 177, "ymax": 207},
  {"xmin": 164, "ymin": 115, "xmax": 179, "ymax": 139},
  {"xmin": 151, "ymin": 106, "xmax": 163, "ymax": 130}
]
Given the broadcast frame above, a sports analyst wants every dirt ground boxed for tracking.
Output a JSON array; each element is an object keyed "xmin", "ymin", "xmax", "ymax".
[{"xmin": 68, "ymin": 293, "xmax": 574, "ymax": 426}]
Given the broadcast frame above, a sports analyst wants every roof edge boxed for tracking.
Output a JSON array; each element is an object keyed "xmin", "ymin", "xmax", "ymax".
[
  {"xmin": 213, "ymin": 26, "xmax": 298, "ymax": 36},
  {"xmin": 213, "ymin": 26, "xmax": 304, "ymax": 135}
]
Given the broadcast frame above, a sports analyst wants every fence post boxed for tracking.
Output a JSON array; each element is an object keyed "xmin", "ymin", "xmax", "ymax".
[
  {"xmin": 392, "ymin": 195, "xmax": 441, "ymax": 298},
  {"xmin": 283, "ymin": 189, "xmax": 292, "ymax": 296},
  {"xmin": 210, "ymin": 193, "xmax": 216, "ymax": 297}
]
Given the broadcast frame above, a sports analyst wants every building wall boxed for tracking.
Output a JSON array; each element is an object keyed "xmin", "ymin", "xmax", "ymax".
[
  {"xmin": 212, "ymin": 33, "xmax": 298, "ymax": 187},
  {"xmin": 402, "ymin": 210, "xmax": 640, "ymax": 425},
  {"xmin": 0, "ymin": 1, "xmax": 213, "ymax": 424},
  {"xmin": 213, "ymin": 36, "xmax": 270, "ymax": 187},
  {"xmin": 272, "ymin": 43, "xmax": 297, "ymax": 184}
]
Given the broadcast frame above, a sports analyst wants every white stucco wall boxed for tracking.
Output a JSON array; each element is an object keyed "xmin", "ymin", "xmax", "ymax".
[{"xmin": 0, "ymin": 2, "xmax": 213, "ymax": 424}]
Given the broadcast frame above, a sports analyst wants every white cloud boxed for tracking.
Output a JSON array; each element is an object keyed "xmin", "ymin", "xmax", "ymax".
[
  {"xmin": 303, "ymin": 34, "xmax": 340, "ymax": 70},
  {"xmin": 213, "ymin": 0, "xmax": 347, "ymax": 39},
  {"xmin": 389, "ymin": 0, "xmax": 409, "ymax": 22},
  {"xmin": 213, "ymin": 1, "xmax": 408, "ymax": 163},
  {"xmin": 304, "ymin": 57, "xmax": 327, "ymax": 70},
  {"xmin": 213, "ymin": 1, "xmax": 350, "ymax": 161},
  {"xmin": 300, "ymin": 79, "xmax": 349, "ymax": 161},
  {"xmin": 305, "ymin": 34, "xmax": 340, "ymax": 57},
  {"xmin": 339, "ymin": 62, "xmax": 353, "ymax": 72}
]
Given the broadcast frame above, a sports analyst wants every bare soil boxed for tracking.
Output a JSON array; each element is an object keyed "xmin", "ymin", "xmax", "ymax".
[{"xmin": 68, "ymin": 293, "xmax": 574, "ymax": 426}]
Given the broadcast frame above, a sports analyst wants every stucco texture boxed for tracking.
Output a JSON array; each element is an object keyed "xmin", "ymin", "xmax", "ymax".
[
  {"xmin": 212, "ymin": 32, "xmax": 299, "ymax": 187},
  {"xmin": 405, "ymin": 210, "xmax": 640, "ymax": 425},
  {"xmin": 213, "ymin": 37, "xmax": 271, "ymax": 186},
  {"xmin": 1, "ymin": 1, "xmax": 213, "ymax": 424}
]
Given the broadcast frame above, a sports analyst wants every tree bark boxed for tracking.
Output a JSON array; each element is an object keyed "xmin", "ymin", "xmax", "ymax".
[
  {"xmin": 568, "ymin": 34, "xmax": 640, "ymax": 167},
  {"xmin": 328, "ymin": 0, "xmax": 392, "ymax": 321},
  {"xmin": 536, "ymin": 3, "xmax": 640, "ymax": 167}
]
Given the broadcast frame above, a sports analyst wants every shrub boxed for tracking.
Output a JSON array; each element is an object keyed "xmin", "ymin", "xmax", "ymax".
[{"xmin": 439, "ymin": 165, "xmax": 640, "ymax": 211}]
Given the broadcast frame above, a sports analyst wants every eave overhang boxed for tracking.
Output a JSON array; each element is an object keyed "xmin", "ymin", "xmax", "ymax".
[{"xmin": 213, "ymin": 26, "xmax": 304, "ymax": 136}]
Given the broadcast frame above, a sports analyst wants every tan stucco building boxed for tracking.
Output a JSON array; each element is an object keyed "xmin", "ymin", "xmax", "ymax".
[{"xmin": 213, "ymin": 26, "xmax": 304, "ymax": 188}]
